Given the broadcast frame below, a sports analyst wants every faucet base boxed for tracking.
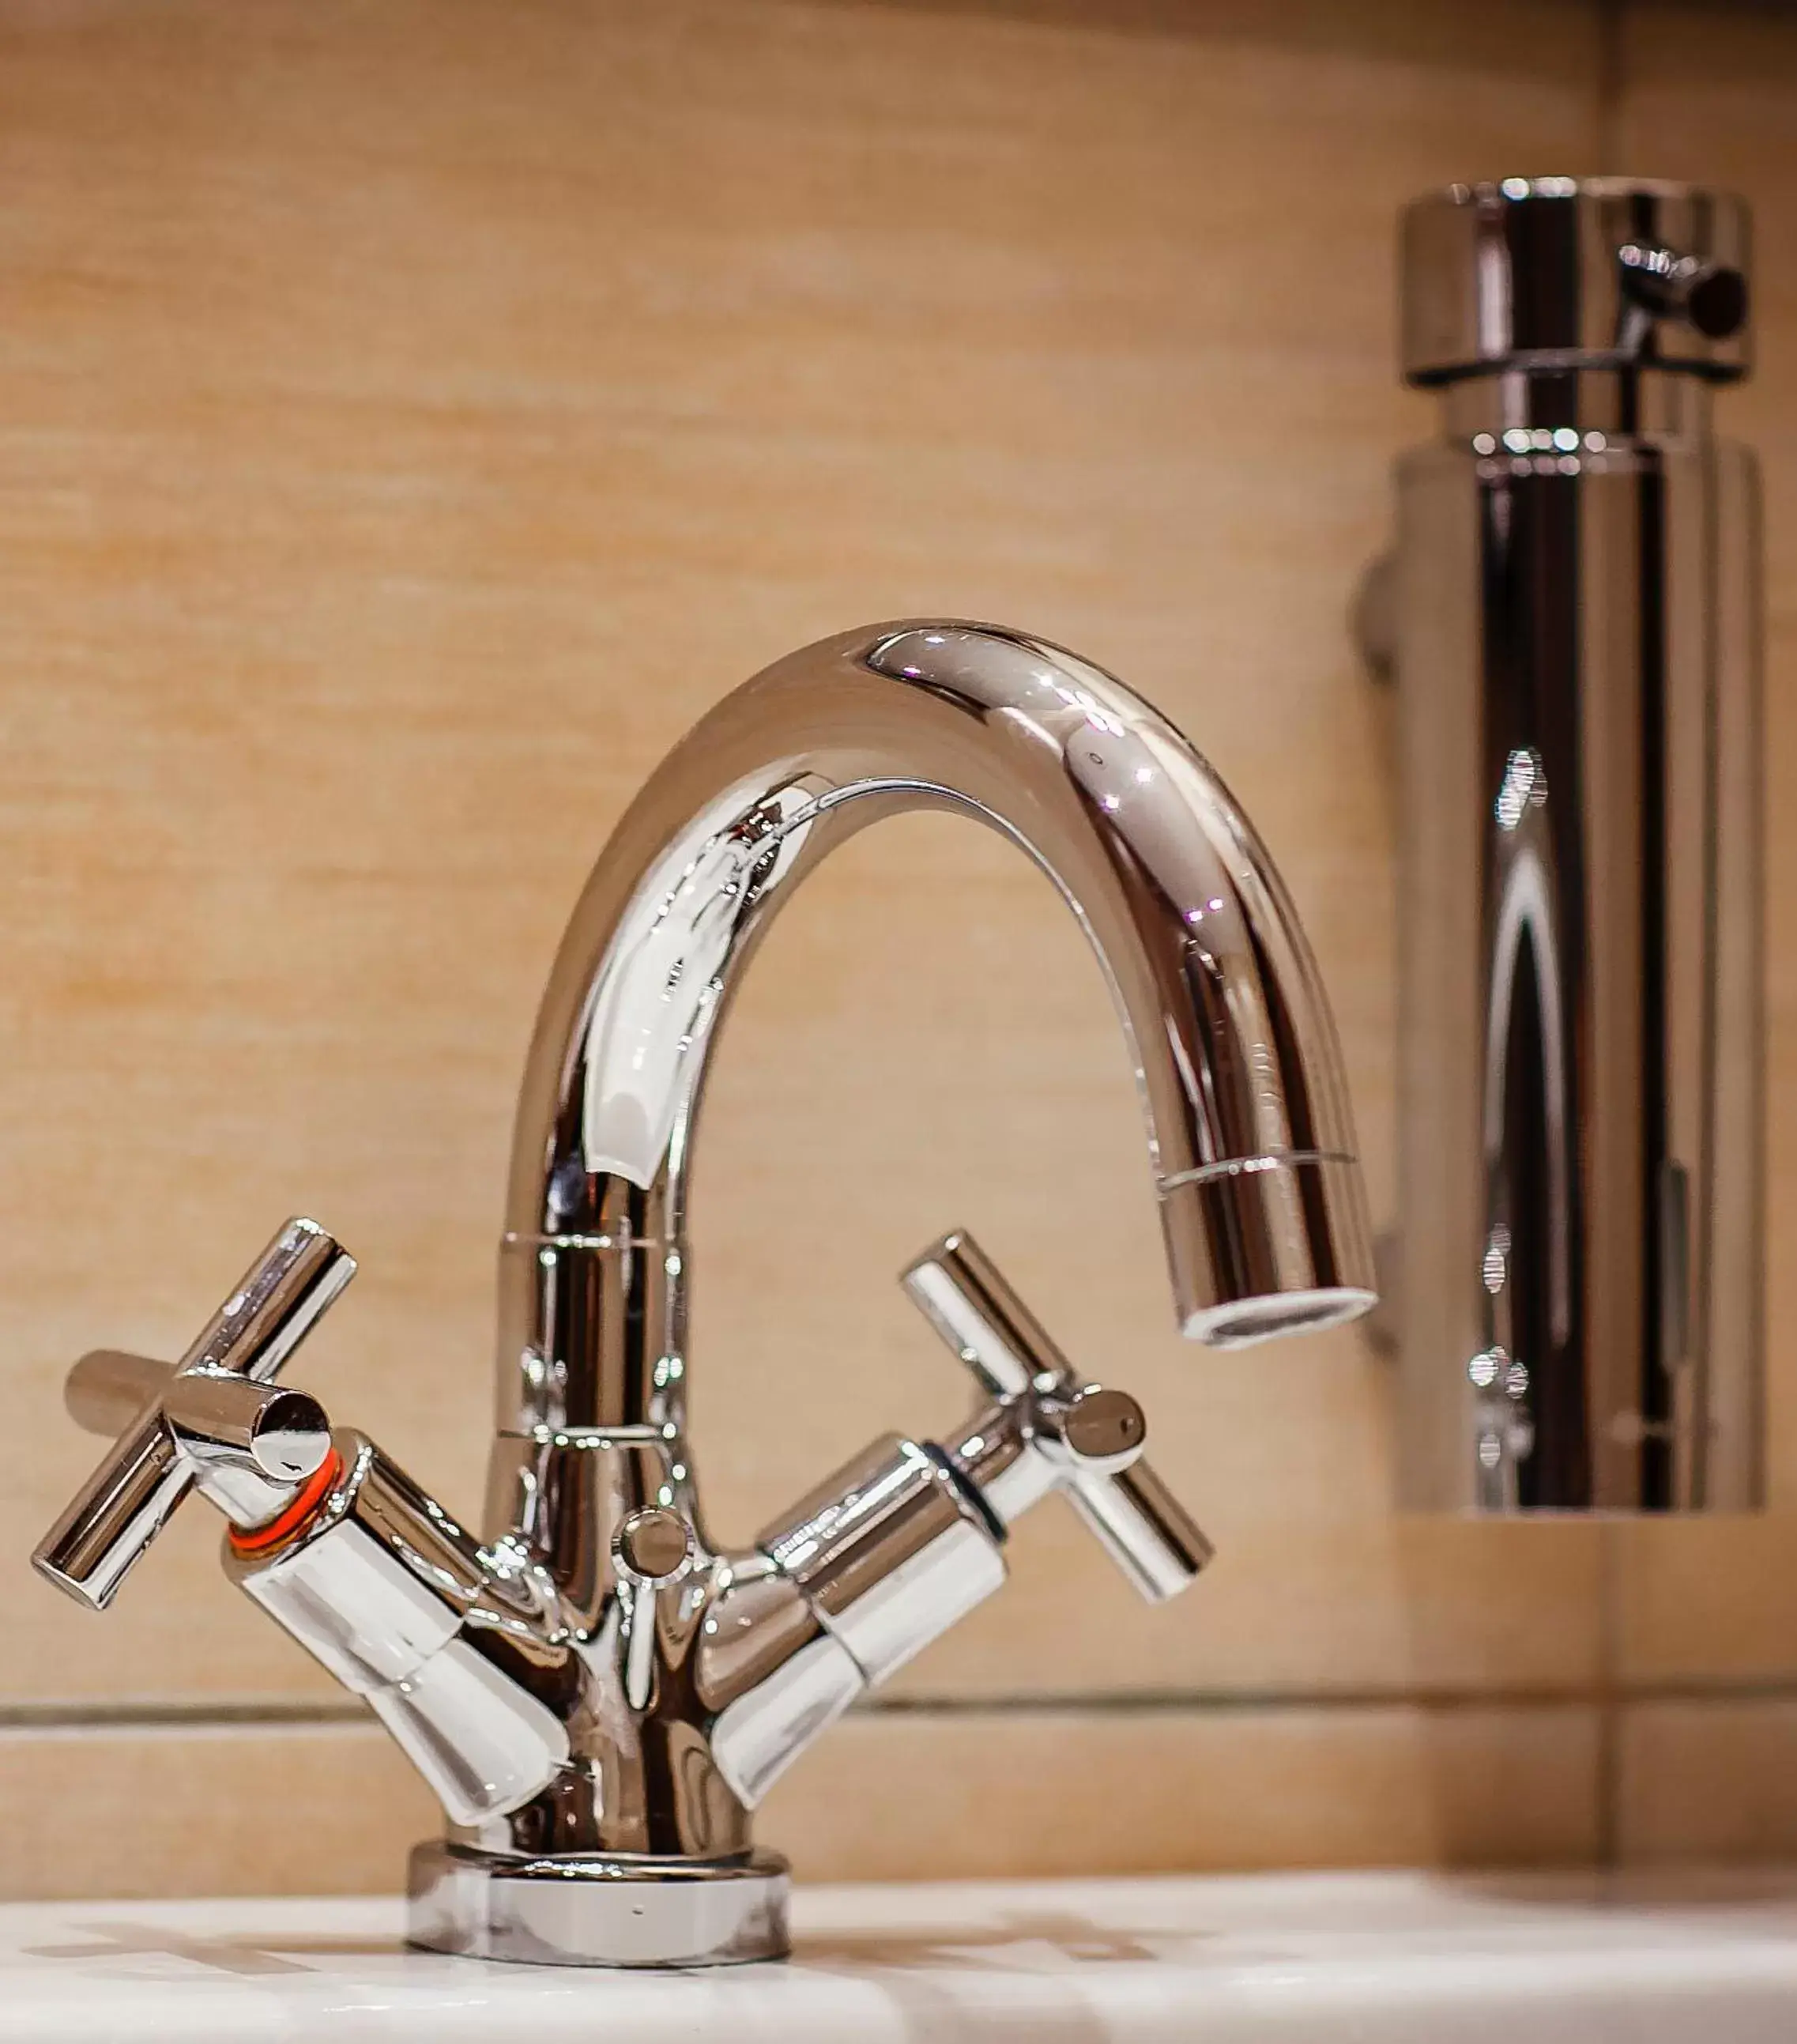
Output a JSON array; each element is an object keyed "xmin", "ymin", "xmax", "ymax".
[{"xmin": 404, "ymin": 1841, "xmax": 791, "ymax": 1968}]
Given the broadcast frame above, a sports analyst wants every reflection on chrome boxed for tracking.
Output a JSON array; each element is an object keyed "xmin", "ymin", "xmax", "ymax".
[
  {"xmin": 1386, "ymin": 178, "xmax": 1764, "ymax": 1512},
  {"xmin": 1476, "ymin": 742, "xmax": 1572, "ymax": 1511},
  {"xmin": 33, "ymin": 620, "xmax": 1373, "ymax": 1965}
]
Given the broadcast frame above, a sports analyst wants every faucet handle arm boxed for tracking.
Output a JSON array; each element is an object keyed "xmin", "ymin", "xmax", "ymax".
[
  {"xmin": 902, "ymin": 1229, "xmax": 1214, "ymax": 1604},
  {"xmin": 32, "ymin": 1218, "xmax": 354, "ymax": 1612},
  {"xmin": 902, "ymin": 1228, "xmax": 1078, "ymax": 1402}
]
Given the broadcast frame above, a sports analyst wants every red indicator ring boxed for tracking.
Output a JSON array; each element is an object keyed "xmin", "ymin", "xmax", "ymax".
[{"xmin": 229, "ymin": 1450, "xmax": 345, "ymax": 1558}]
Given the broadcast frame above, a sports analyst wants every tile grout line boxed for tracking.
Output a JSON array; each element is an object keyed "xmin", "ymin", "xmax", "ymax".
[
  {"xmin": 0, "ymin": 1700, "xmax": 372, "ymax": 1732},
  {"xmin": 868, "ymin": 1680, "xmax": 1797, "ymax": 1716},
  {"xmin": 8, "ymin": 1677, "xmax": 1797, "ymax": 1735}
]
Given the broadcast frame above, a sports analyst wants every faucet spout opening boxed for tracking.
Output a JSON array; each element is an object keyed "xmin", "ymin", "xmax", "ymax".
[{"xmin": 490, "ymin": 622, "xmax": 1374, "ymax": 1562}]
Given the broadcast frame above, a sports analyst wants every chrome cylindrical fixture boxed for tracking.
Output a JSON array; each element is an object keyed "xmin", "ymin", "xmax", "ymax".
[{"xmin": 1391, "ymin": 178, "xmax": 1762, "ymax": 1511}]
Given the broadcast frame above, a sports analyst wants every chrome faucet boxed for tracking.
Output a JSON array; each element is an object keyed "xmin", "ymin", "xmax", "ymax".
[{"xmin": 34, "ymin": 621, "xmax": 1373, "ymax": 1967}]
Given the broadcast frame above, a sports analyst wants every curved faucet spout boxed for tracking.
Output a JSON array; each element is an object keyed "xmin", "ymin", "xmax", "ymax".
[{"xmin": 488, "ymin": 621, "xmax": 1373, "ymax": 1583}]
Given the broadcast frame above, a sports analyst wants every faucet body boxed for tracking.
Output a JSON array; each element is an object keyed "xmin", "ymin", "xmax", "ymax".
[
  {"xmin": 36, "ymin": 621, "xmax": 1372, "ymax": 1966},
  {"xmin": 1386, "ymin": 182, "xmax": 1763, "ymax": 1510}
]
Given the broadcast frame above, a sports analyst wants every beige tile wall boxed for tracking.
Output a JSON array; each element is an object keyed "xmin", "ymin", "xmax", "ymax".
[
  {"xmin": 1608, "ymin": 0, "xmax": 1797, "ymax": 1862},
  {"xmin": 0, "ymin": 0, "xmax": 1784, "ymax": 1898}
]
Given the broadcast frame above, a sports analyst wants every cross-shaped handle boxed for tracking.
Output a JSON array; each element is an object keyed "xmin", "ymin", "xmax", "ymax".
[
  {"xmin": 33, "ymin": 1218, "xmax": 355, "ymax": 1611},
  {"xmin": 902, "ymin": 1229, "xmax": 1213, "ymax": 1603}
]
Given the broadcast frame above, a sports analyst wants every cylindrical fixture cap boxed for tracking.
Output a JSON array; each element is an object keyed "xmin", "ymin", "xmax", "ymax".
[{"xmin": 1402, "ymin": 176, "xmax": 1751, "ymax": 384}]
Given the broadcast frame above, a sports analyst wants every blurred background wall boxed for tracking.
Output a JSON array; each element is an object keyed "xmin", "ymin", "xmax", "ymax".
[{"xmin": 1, "ymin": 0, "xmax": 1793, "ymax": 1897}]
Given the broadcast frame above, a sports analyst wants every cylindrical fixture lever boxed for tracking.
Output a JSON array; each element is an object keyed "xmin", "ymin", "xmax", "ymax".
[
  {"xmin": 902, "ymin": 1230, "xmax": 1213, "ymax": 1601},
  {"xmin": 66, "ymin": 1350, "xmax": 172, "ymax": 1436},
  {"xmin": 164, "ymin": 1375, "xmax": 333, "ymax": 1482},
  {"xmin": 1033, "ymin": 1386, "xmax": 1147, "ymax": 1476},
  {"xmin": 1618, "ymin": 242, "xmax": 1748, "ymax": 341},
  {"xmin": 34, "ymin": 1220, "xmax": 356, "ymax": 1609}
]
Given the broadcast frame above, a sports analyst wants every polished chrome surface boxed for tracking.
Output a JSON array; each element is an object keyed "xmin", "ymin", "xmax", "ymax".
[
  {"xmin": 63, "ymin": 1345, "xmax": 332, "ymax": 1480},
  {"xmin": 1403, "ymin": 177, "xmax": 1750, "ymax": 384},
  {"xmin": 36, "ymin": 620, "xmax": 1373, "ymax": 1963},
  {"xmin": 63, "ymin": 1350, "xmax": 175, "ymax": 1436},
  {"xmin": 1385, "ymin": 183, "xmax": 1764, "ymax": 1511},
  {"xmin": 612, "ymin": 1506, "xmax": 695, "ymax": 1587},
  {"xmin": 911, "ymin": 1230, "xmax": 1215, "ymax": 1602},
  {"xmin": 164, "ymin": 1375, "xmax": 332, "ymax": 1482},
  {"xmin": 758, "ymin": 1431, "xmax": 1008, "ymax": 1688},
  {"xmin": 230, "ymin": 1432, "xmax": 582, "ymax": 1828},
  {"xmin": 33, "ymin": 1220, "xmax": 355, "ymax": 1607},
  {"xmin": 406, "ymin": 1841, "xmax": 791, "ymax": 1968},
  {"xmin": 491, "ymin": 620, "xmax": 1372, "ymax": 1477}
]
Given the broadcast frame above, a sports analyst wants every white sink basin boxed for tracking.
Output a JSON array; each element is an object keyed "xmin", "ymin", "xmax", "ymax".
[{"xmin": 3, "ymin": 1869, "xmax": 1796, "ymax": 2041}]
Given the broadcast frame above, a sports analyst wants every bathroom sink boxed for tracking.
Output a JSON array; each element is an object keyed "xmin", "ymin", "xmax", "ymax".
[{"xmin": 3, "ymin": 1869, "xmax": 1795, "ymax": 2041}]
